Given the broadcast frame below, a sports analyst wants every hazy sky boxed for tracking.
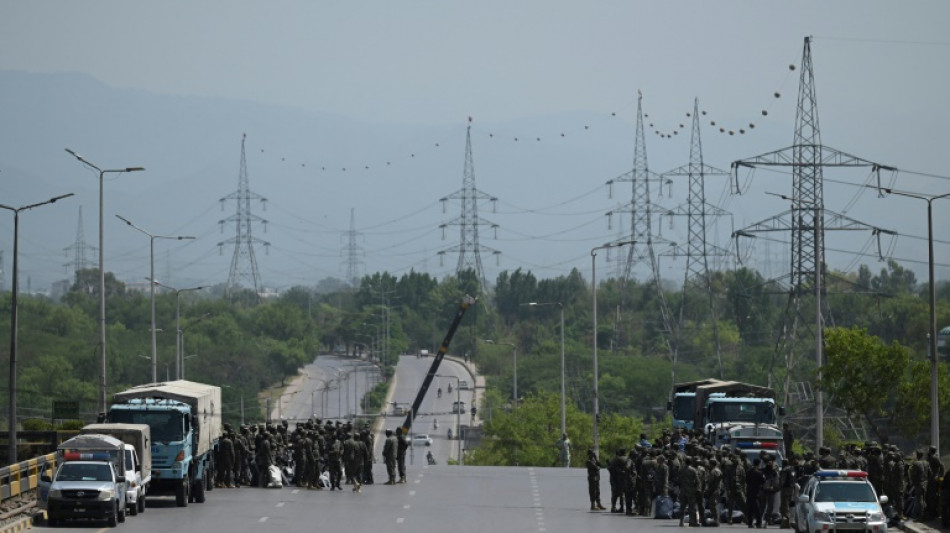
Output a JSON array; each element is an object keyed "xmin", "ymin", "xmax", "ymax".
[{"xmin": 2, "ymin": 1, "xmax": 950, "ymax": 292}]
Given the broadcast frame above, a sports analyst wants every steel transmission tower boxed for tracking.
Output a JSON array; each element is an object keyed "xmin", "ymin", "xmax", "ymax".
[
  {"xmin": 63, "ymin": 206, "xmax": 97, "ymax": 280},
  {"xmin": 219, "ymin": 134, "xmax": 269, "ymax": 298},
  {"xmin": 439, "ymin": 120, "xmax": 500, "ymax": 291},
  {"xmin": 606, "ymin": 92, "xmax": 676, "ymax": 357},
  {"xmin": 663, "ymin": 98, "xmax": 732, "ymax": 380},
  {"xmin": 731, "ymin": 36, "xmax": 893, "ymax": 447},
  {"xmin": 342, "ymin": 207, "xmax": 364, "ymax": 288}
]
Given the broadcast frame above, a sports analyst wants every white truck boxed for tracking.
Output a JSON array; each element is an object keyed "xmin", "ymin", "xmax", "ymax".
[
  {"xmin": 39, "ymin": 433, "xmax": 129, "ymax": 527},
  {"xmin": 80, "ymin": 423, "xmax": 151, "ymax": 516}
]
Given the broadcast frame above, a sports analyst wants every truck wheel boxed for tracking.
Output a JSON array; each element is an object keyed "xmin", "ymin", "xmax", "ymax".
[
  {"xmin": 194, "ymin": 476, "xmax": 206, "ymax": 503},
  {"xmin": 107, "ymin": 503, "xmax": 118, "ymax": 527},
  {"xmin": 175, "ymin": 477, "xmax": 189, "ymax": 507}
]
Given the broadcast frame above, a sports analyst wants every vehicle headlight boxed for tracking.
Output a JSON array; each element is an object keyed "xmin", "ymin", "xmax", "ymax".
[
  {"xmin": 49, "ymin": 489, "xmax": 62, "ymax": 499},
  {"xmin": 98, "ymin": 489, "xmax": 115, "ymax": 501},
  {"xmin": 867, "ymin": 511, "xmax": 885, "ymax": 522},
  {"xmin": 813, "ymin": 512, "xmax": 832, "ymax": 523}
]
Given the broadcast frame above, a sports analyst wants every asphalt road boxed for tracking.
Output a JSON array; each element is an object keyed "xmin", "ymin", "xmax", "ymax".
[
  {"xmin": 31, "ymin": 353, "xmax": 772, "ymax": 533},
  {"xmin": 380, "ymin": 354, "xmax": 475, "ymax": 465},
  {"xmin": 275, "ymin": 354, "xmax": 382, "ymax": 422},
  {"xmin": 30, "ymin": 464, "xmax": 770, "ymax": 533}
]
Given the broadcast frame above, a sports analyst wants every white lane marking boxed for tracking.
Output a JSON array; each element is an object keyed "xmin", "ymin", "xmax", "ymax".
[
  {"xmin": 409, "ymin": 490, "xmax": 416, "ymax": 496},
  {"xmin": 397, "ymin": 517, "xmax": 405, "ymax": 524},
  {"xmin": 276, "ymin": 502, "xmax": 285, "ymax": 508},
  {"xmin": 414, "ymin": 479, "xmax": 421, "ymax": 484},
  {"xmin": 403, "ymin": 505, "xmax": 411, "ymax": 509},
  {"xmin": 291, "ymin": 489, "xmax": 299, "ymax": 494},
  {"xmin": 259, "ymin": 517, "xmax": 269, "ymax": 523}
]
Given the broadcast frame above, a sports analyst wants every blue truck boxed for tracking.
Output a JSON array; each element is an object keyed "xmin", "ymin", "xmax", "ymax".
[{"xmin": 108, "ymin": 380, "xmax": 221, "ymax": 507}]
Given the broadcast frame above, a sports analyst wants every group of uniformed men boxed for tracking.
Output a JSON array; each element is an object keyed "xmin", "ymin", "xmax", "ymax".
[
  {"xmin": 585, "ymin": 429, "xmax": 948, "ymax": 528},
  {"xmin": 213, "ymin": 419, "xmax": 411, "ymax": 492}
]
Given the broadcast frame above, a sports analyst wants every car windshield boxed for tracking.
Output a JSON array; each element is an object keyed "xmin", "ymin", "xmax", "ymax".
[
  {"xmin": 814, "ymin": 482, "xmax": 876, "ymax": 503},
  {"xmin": 57, "ymin": 463, "xmax": 113, "ymax": 482}
]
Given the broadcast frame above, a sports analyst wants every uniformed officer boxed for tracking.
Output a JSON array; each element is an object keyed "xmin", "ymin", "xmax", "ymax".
[
  {"xmin": 679, "ymin": 457, "xmax": 701, "ymax": 527},
  {"xmin": 585, "ymin": 449, "xmax": 607, "ymax": 511},
  {"xmin": 383, "ymin": 429, "xmax": 398, "ymax": 485}
]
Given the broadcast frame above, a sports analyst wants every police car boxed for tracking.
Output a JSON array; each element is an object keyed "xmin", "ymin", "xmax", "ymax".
[{"xmin": 794, "ymin": 470, "xmax": 887, "ymax": 533}]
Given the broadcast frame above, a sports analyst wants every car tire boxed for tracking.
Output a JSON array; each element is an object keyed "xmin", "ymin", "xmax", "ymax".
[
  {"xmin": 107, "ymin": 503, "xmax": 118, "ymax": 527},
  {"xmin": 138, "ymin": 493, "xmax": 145, "ymax": 514},
  {"xmin": 118, "ymin": 504, "xmax": 126, "ymax": 523},
  {"xmin": 129, "ymin": 501, "xmax": 137, "ymax": 516},
  {"xmin": 47, "ymin": 514, "xmax": 58, "ymax": 527}
]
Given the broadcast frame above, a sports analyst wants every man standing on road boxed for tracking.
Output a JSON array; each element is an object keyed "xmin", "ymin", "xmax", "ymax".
[
  {"xmin": 746, "ymin": 458, "xmax": 765, "ymax": 529},
  {"xmin": 344, "ymin": 432, "xmax": 366, "ymax": 493},
  {"xmin": 383, "ymin": 429, "xmax": 398, "ymax": 485},
  {"xmin": 397, "ymin": 429, "xmax": 410, "ymax": 484},
  {"xmin": 557, "ymin": 433, "xmax": 572, "ymax": 468},
  {"xmin": 585, "ymin": 449, "xmax": 607, "ymax": 511}
]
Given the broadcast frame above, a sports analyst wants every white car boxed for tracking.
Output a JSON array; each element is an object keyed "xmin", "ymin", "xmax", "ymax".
[
  {"xmin": 411, "ymin": 434, "xmax": 433, "ymax": 446},
  {"xmin": 794, "ymin": 470, "xmax": 888, "ymax": 533}
]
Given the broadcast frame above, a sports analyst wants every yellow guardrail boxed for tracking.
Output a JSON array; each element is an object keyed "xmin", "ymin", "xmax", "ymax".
[{"xmin": 0, "ymin": 453, "xmax": 56, "ymax": 502}]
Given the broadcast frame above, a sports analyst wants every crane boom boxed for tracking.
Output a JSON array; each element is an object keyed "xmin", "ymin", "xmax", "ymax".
[{"xmin": 400, "ymin": 295, "xmax": 476, "ymax": 434}]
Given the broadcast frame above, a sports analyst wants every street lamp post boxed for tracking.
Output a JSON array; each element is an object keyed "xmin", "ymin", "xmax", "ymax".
[
  {"xmin": 65, "ymin": 149, "xmax": 144, "ymax": 415},
  {"xmin": 116, "ymin": 215, "xmax": 194, "ymax": 383},
  {"xmin": 0, "ymin": 193, "xmax": 74, "ymax": 464},
  {"xmin": 483, "ymin": 340, "xmax": 517, "ymax": 408},
  {"xmin": 590, "ymin": 240, "xmax": 634, "ymax": 456},
  {"xmin": 435, "ymin": 374, "xmax": 462, "ymax": 465},
  {"xmin": 880, "ymin": 188, "xmax": 950, "ymax": 452},
  {"xmin": 150, "ymin": 280, "xmax": 204, "ymax": 380},
  {"xmin": 524, "ymin": 302, "xmax": 566, "ymax": 438}
]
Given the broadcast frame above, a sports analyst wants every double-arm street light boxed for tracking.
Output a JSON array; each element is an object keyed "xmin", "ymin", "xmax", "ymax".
[
  {"xmin": 591, "ymin": 240, "xmax": 635, "ymax": 456},
  {"xmin": 65, "ymin": 149, "xmax": 144, "ymax": 415},
  {"xmin": 149, "ymin": 280, "xmax": 205, "ymax": 380},
  {"xmin": 524, "ymin": 302, "xmax": 566, "ymax": 438},
  {"xmin": 435, "ymin": 373, "xmax": 463, "ymax": 465},
  {"xmin": 1, "ymin": 193, "xmax": 74, "ymax": 464},
  {"xmin": 878, "ymin": 187, "xmax": 950, "ymax": 452},
  {"xmin": 116, "ymin": 215, "xmax": 195, "ymax": 383},
  {"xmin": 483, "ymin": 339, "xmax": 517, "ymax": 408}
]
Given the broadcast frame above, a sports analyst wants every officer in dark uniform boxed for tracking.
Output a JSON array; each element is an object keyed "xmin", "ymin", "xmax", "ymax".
[
  {"xmin": 383, "ymin": 429, "xmax": 398, "ymax": 485},
  {"xmin": 585, "ymin": 449, "xmax": 606, "ymax": 511}
]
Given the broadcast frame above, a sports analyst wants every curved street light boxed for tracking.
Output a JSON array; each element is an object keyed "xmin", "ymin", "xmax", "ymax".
[
  {"xmin": 116, "ymin": 215, "xmax": 194, "ymax": 383},
  {"xmin": 0, "ymin": 193, "xmax": 74, "ymax": 464},
  {"xmin": 65, "ymin": 148, "xmax": 144, "ymax": 415}
]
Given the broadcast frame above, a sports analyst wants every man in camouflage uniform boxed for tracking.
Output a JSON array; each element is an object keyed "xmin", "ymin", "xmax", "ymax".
[
  {"xmin": 884, "ymin": 447, "xmax": 905, "ymax": 520},
  {"xmin": 623, "ymin": 449, "xmax": 638, "ymax": 515},
  {"xmin": 866, "ymin": 443, "xmax": 885, "ymax": 497},
  {"xmin": 778, "ymin": 455, "xmax": 797, "ymax": 528},
  {"xmin": 343, "ymin": 432, "xmax": 366, "ymax": 493},
  {"xmin": 383, "ymin": 429, "xmax": 398, "ymax": 485},
  {"xmin": 292, "ymin": 431, "xmax": 309, "ymax": 487},
  {"xmin": 608, "ymin": 449, "xmax": 627, "ymax": 513},
  {"xmin": 327, "ymin": 430, "xmax": 344, "ymax": 490},
  {"xmin": 655, "ymin": 453, "xmax": 670, "ymax": 498},
  {"xmin": 910, "ymin": 450, "xmax": 930, "ymax": 519},
  {"xmin": 679, "ymin": 457, "xmax": 701, "ymax": 527},
  {"xmin": 729, "ymin": 452, "xmax": 747, "ymax": 524},
  {"xmin": 707, "ymin": 458, "xmax": 723, "ymax": 526},
  {"xmin": 396, "ymin": 430, "xmax": 409, "ymax": 483},
  {"xmin": 926, "ymin": 445, "xmax": 944, "ymax": 520},
  {"xmin": 585, "ymin": 449, "xmax": 607, "ymax": 511},
  {"xmin": 361, "ymin": 428, "xmax": 375, "ymax": 485}
]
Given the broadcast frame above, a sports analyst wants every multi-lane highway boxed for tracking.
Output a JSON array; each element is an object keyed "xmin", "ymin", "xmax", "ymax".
[
  {"xmin": 274, "ymin": 354, "xmax": 382, "ymax": 422},
  {"xmin": 27, "ymin": 352, "xmax": 766, "ymax": 533}
]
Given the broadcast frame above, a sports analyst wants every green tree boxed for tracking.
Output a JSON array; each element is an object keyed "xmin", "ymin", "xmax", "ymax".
[{"xmin": 819, "ymin": 326, "xmax": 910, "ymax": 440}]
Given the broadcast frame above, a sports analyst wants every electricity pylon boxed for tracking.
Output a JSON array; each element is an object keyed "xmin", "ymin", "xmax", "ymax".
[{"xmin": 219, "ymin": 133, "xmax": 269, "ymax": 299}]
